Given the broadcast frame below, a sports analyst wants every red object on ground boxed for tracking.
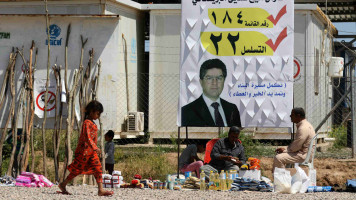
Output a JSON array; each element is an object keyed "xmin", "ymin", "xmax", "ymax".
[
  {"xmin": 134, "ymin": 174, "xmax": 142, "ymax": 180},
  {"xmin": 131, "ymin": 179, "xmax": 139, "ymax": 185},
  {"xmin": 204, "ymin": 138, "xmax": 242, "ymax": 164}
]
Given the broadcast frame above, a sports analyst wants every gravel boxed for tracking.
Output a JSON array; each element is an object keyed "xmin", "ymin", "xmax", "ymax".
[{"xmin": 0, "ymin": 185, "xmax": 355, "ymax": 200}]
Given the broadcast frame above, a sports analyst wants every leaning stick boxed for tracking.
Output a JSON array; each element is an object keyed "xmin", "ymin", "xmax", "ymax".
[
  {"xmin": 62, "ymin": 69, "xmax": 82, "ymax": 181},
  {"xmin": 0, "ymin": 51, "xmax": 17, "ymax": 174},
  {"xmin": 85, "ymin": 49, "xmax": 94, "ymax": 104},
  {"xmin": 95, "ymin": 60, "xmax": 105, "ymax": 171},
  {"xmin": 64, "ymin": 24, "xmax": 71, "ymax": 97},
  {"xmin": 18, "ymin": 91, "xmax": 27, "ymax": 174},
  {"xmin": 17, "ymin": 47, "xmax": 29, "ymax": 173},
  {"xmin": 122, "ymin": 34, "xmax": 130, "ymax": 112},
  {"xmin": 7, "ymin": 82, "xmax": 25, "ymax": 176},
  {"xmin": 52, "ymin": 65, "xmax": 62, "ymax": 182},
  {"xmin": 0, "ymin": 48, "xmax": 14, "ymax": 114},
  {"xmin": 30, "ymin": 47, "xmax": 38, "ymax": 172},
  {"xmin": 41, "ymin": 0, "xmax": 51, "ymax": 177},
  {"xmin": 16, "ymin": 47, "xmax": 29, "ymax": 174},
  {"xmin": 78, "ymin": 35, "xmax": 88, "ymax": 121},
  {"xmin": 5, "ymin": 50, "xmax": 19, "ymax": 176},
  {"xmin": 20, "ymin": 41, "xmax": 35, "ymax": 172},
  {"xmin": 56, "ymin": 66, "xmax": 63, "ymax": 183}
]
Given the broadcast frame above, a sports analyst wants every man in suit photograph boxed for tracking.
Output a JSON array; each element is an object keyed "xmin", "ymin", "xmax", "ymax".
[{"xmin": 181, "ymin": 58, "xmax": 241, "ymax": 127}]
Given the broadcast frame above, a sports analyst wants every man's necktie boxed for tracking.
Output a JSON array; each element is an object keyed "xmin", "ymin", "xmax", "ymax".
[{"xmin": 211, "ymin": 102, "xmax": 224, "ymax": 127}]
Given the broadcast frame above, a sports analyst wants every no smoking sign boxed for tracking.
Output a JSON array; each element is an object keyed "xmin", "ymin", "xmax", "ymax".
[{"xmin": 36, "ymin": 91, "xmax": 56, "ymax": 111}]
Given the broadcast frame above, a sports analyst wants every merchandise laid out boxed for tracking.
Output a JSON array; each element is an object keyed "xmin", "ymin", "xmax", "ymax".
[
  {"xmin": 103, "ymin": 171, "xmax": 124, "ymax": 188},
  {"xmin": 14, "ymin": 172, "xmax": 53, "ymax": 188}
]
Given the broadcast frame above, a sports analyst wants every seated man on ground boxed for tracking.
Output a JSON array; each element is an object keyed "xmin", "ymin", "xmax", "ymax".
[
  {"xmin": 273, "ymin": 107, "xmax": 315, "ymax": 172},
  {"xmin": 200, "ymin": 126, "xmax": 246, "ymax": 180},
  {"xmin": 179, "ymin": 140, "xmax": 206, "ymax": 178}
]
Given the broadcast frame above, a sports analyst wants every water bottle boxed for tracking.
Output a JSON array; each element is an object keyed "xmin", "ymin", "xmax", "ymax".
[
  {"xmin": 227, "ymin": 170, "xmax": 233, "ymax": 190},
  {"xmin": 307, "ymin": 186, "xmax": 332, "ymax": 192},
  {"xmin": 200, "ymin": 170, "xmax": 206, "ymax": 191},
  {"xmin": 213, "ymin": 171, "xmax": 220, "ymax": 190},
  {"xmin": 220, "ymin": 170, "xmax": 227, "ymax": 191},
  {"xmin": 208, "ymin": 170, "xmax": 214, "ymax": 190}
]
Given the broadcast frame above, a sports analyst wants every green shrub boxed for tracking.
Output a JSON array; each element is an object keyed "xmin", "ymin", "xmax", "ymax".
[
  {"xmin": 115, "ymin": 147, "xmax": 175, "ymax": 181},
  {"xmin": 33, "ymin": 129, "xmax": 79, "ymax": 162},
  {"xmin": 329, "ymin": 125, "xmax": 347, "ymax": 149},
  {"xmin": 0, "ymin": 143, "xmax": 12, "ymax": 175}
]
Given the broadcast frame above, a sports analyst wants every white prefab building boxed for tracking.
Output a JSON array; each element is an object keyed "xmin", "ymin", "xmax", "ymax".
[
  {"xmin": 0, "ymin": 0, "xmax": 146, "ymax": 137},
  {"xmin": 148, "ymin": 4, "xmax": 337, "ymax": 140},
  {"xmin": 0, "ymin": 1, "xmax": 337, "ymax": 140}
]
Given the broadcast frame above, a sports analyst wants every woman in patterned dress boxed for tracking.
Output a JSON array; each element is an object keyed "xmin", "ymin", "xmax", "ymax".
[{"xmin": 58, "ymin": 100, "xmax": 114, "ymax": 196}]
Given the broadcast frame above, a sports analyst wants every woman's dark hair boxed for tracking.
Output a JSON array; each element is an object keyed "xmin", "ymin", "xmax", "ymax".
[{"xmin": 84, "ymin": 100, "xmax": 104, "ymax": 119}]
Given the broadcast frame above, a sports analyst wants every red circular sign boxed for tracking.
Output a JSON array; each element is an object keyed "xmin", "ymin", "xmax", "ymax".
[
  {"xmin": 21, "ymin": 63, "xmax": 27, "ymax": 73},
  {"xmin": 293, "ymin": 59, "xmax": 301, "ymax": 79},
  {"xmin": 36, "ymin": 91, "xmax": 56, "ymax": 111}
]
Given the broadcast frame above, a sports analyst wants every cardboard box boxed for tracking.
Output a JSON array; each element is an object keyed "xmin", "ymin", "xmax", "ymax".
[{"xmin": 238, "ymin": 170, "xmax": 261, "ymax": 180}]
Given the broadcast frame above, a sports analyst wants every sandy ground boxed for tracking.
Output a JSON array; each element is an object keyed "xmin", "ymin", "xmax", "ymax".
[{"xmin": 0, "ymin": 185, "xmax": 355, "ymax": 200}]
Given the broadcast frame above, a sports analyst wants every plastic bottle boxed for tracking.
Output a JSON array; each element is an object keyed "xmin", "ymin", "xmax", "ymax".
[
  {"xmin": 213, "ymin": 171, "xmax": 220, "ymax": 190},
  {"xmin": 200, "ymin": 170, "xmax": 206, "ymax": 191},
  {"xmin": 227, "ymin": 170, "xmax": 233, "ymax": 190},
  {"xmin": 307, "ymin": 186, "xmax": 332, "ymax": 192},
  {"xmin": 220, "ymin": 170, "xmax": 227, "ymax": 191},
  {"xmin": 208, "ymin": 171, "xmax": 215, "ymax": 190}
]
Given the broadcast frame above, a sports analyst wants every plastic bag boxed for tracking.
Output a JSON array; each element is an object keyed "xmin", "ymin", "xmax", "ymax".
[
  {"xmin": 295, "ymin": 164, "xmax": 310, "ymax": 193},
  {"xmin": 274, "ymin": 167, "xmax": 292, "ymax": 193},
  {"xmin": 290, "ymin": 169, "xmax": 302, "ymax": 194}
]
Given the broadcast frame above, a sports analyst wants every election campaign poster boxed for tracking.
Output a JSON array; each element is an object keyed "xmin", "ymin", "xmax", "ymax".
[{"xmin": 178, "ymin": 0, "xmax": 294, "ymax": 127}]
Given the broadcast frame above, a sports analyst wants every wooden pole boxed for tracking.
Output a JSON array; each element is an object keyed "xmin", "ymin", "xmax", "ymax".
[
  {"xmin": 64, "ymin": 24, "xmax": 71, "ymax": 97},
  {"xmin": 7, "ymin": 75, "xmax": 25, "ymax": 176},
  {"xmin": 30, "ymin": 48, "xmax": 38, "ymax": 172},
  {"xmin": 122, "ymin": 34, "xmax": 130, "ymax": 112},
  {"xmin": 0, "ymin": 51, "xmax": 17, "ymax": 174},
  {"xmin": 0, "ymin": 50, "xmax": 17, "ymax": 175},
  {"xmin": 4, "ymin": 50, "xmax": 18, "ymax": 176},
  {"xmin": 95, "ymin": 60, "xmax": 105, "ymax": 172},
  {"xmin": 52, "ymin": 65, "xmax": 60, "ymax": 182},
  {"xmin": 41, "ymin": 0, "xmax": 51, "ymax": 177}
]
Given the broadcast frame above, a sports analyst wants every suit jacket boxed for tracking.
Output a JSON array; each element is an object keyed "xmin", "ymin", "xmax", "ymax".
[{"xmin": 181, "ymin": 95, "xmax": 241, "ymax": 127}]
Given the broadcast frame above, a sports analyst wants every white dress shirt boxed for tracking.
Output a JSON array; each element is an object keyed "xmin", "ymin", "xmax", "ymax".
[{"xmin": 202, "ymin": 94, "xmax": 227, "ymax": 126}]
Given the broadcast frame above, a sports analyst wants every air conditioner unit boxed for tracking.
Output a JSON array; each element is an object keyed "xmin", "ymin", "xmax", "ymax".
[{"xmin": 126, "ymin": 111, "xmax": 144, "ymax": 132}]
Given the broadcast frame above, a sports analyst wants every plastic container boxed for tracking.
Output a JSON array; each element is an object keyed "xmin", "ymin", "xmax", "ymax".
[
  {"xmin": 112, "ymin": 171, "xmax": 121, "ymax": 176},
  {"xmin": 307, "ymin": 186, "xmax": 332, "ymax": 192},
  {"xmin": 200, "ymin": 170, "xmax": 206, "ymax": 191},
  {"xmin": 184, "ymin": 171, "xmax": 191, "ymax": 179}
]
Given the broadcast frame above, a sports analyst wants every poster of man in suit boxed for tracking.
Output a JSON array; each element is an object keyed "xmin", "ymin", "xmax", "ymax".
[
  {"xmin": 178, "ymin": 0, "xmax": 294, "ymax": 128},
  {"xmin": 181, "ymin": 58, "xmax": 241, "ymax": 127}
]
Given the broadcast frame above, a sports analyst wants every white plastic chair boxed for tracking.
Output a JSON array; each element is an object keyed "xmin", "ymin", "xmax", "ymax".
[
  {"xmin": 299, "ymin": 133, "xmax": 318, "ymax": 170},
  {"xmin": 285, "ymin": 133, "xmax": 318, "ymax": 169}
]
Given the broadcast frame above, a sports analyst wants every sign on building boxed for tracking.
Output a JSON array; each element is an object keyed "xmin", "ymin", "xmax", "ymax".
[{"xmin": 178, "ymin": 0, "xmax": 294, "ymax": 127}]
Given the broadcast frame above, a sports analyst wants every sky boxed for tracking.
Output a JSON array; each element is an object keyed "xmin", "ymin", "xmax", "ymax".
[{"xmin": 333, "ymin": 22, "xmax": 356, "ymax": 45}]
